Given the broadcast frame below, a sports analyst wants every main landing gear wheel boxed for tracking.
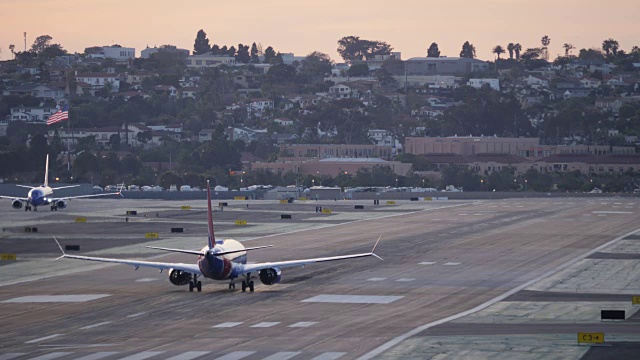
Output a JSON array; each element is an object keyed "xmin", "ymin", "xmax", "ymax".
[
  {"xmin": 51, "ymin": 205, "xmax": 57, "ymax": 211},
  {"xmin": 241, "ymin": 273, "xmax": 255, "ymax": 292},
  {"xmin": 229, "ymin": 281, "xmax": 235, "ymax": 290},
  {"xmin": 189, "ymin": 275, "xmax": 202, "ymax": 292}
]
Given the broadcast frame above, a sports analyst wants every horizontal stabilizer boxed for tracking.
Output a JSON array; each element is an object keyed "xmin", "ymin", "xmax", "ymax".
[
  {"xmin": 144, "ymin": 246, "xmax": 205, "ymax": 256},
  {"xmin": 51, "ymin": 185, "xmax": 81, "ymax": 190},
  {"xmin": 208, "ymin": 244, "xmax": 273, "ymax": 257},
  {"xmin": 15, "ymin": 184, "xmax": 37, "ymax": 189}
]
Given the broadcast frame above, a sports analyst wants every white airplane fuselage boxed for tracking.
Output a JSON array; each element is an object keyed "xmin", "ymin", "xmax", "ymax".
[{"xmin": 27, "ymin": 186, "xmax": 54, "ymax": 207}]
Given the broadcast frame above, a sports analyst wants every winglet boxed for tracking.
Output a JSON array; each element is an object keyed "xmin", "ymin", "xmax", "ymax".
[
  {"xmin": 206, "ymin": 180, "xmax": 215, "ymax": 249},
  {"xmin": 117, "ymin": 182, "xmax": 125, "ymax": 198},
  {"xmin": 371, "ymin": 235, "xmax": 383, "ymax": 261},
  {"xmin": 53, "ymin": 236, "xmax": 66, "ymax": 261}
]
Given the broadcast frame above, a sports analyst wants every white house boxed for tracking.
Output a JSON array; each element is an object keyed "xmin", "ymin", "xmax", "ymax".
[
  {"xmin": 75, "ymin": 72, "xmax": 120, "ymax": 94},
  {"xmin": 368, "ymin": 129, "xmax": 402, "ymax": 154},
  {"xmin": 247, "ymin": 98, "xmax": 274, "ymax": 117},
  {"xmin": 185, "ymin": 54, "xmax": 236, "ymax": 68},
  {"xmin": 580, "ymin": 78, "xmax": 601, "ymax": 88},
  {"xmin": 101, "ymin": 46, "xmax": 135, "ymax": 61},
  {"xmin": 179, "ymin": 87, "xmax": 198, "ymax": 99},
  {"xmin": 467, "ymin": 78, "xmax": 500, "ymax": 91},
  {"xmin": 274, "ymin": 118, "xmax": 294, "ymax": 126},
  {"xmin": 328, "ymin": 84, "xmax": 352, "ymax": 99},
  {"xmin": 2, "ymin": 84, "xmax": 64, "ymax": 99},
  {"xmin": 524, "ymin": 75, "xmax": 549, "ymax": 88},
  {"xmin": 8, "ymin": 106, "xmax": 57, "ymax": 123}
]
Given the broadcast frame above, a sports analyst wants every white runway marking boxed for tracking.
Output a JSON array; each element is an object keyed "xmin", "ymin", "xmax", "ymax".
[
  {"xmin": 72, "ymin": 352, "xmax": 120, "ymax": 360},
  {"xmin": 118, "ymin": 351, "xmax": 164, "ymax": 360},
  {"xmin": 126, "ymin": 312, "xmax": 146, "ymax": 318},
  {"xmin": 2, "ymin": 294, "xmax": 109, "ymax": 303},
  {"xmin": 443, "ymin": 262, "xmax": 460, "ymax": 266},
  {"xmin": 396, "ymin": 278, "xmax": 415, "ymax": 282},
  {"xmin": 356, "ymin": 225, "xmax": 640, "ymax": 360},
  {"xmin": 215, "ymin": 351, "xmax": 256, "ymax": 360},
  {"xmin": 24, "ymin": 334, "xmax": 64, "ymax": 344},
  {"xmin": 0, "ymin": 354, "xmax": 27, "ymax": 360},
  {"xmin": 288, "ymin": 321, "xmax": 317, "ymax": 328},
  {"xmin": 80, "ymin": 321, "xmax": 112, "ymax": 330},
  {"xmin": 213, "ymin": 322, "xmax": 243, "ymax": 328},
  {"xmin": 135, "ymin": 278, "xmax": 159, "ymax": 282},
  {"xmin": 311, "ymin": 353, "xmax": 347, "ymax": 360},
  {"xmin": 592, "ymin": 211, "xmax": 633, "ymax": 214},
  {"xmin": 263, "ymin": 352, "xmax": 301, "ymax": 360},
  {"xmin": 165, "ymin": 351, "xmax": 211, "ymax": 360},
  {"xmin": 419, "ymin": 261, "xmax": 436, "ymax": 265},
  {"xmin": 458, "ymin": 213, "xmax": 468, "ymax": 216},
  {"xmin": 27, "ymin": 353, "xmax": 72, "ymax": 360},
  {"xmin": 250, "ymin": 322, "xmax": 280, "ymax": 328},
  {"xmin": 302, "ymin": 295, "xmax": 403, "ymax": 304},
  {"xmin": 366, "ymin": 277, "xmax": 386, "ymax": 281}
]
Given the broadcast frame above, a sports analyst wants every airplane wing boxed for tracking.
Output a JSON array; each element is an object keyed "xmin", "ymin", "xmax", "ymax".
[
  {"xmin": 53, "ymin": 237, "xmax": 202, "ymax": 275},
  {"xmin": 53, "ymin": 191, "xmax": 122, "ymax": 201},
  {"xmin": 0, "ymin": 196, "xmax": 28, "ymax": 201},
  {"xmin": 50, "ymin": 185, "xmax": 81, "ymax": 190},
  {"xmin": 238, "ymin": 237, "xmax": 382, "ymax": 275}
]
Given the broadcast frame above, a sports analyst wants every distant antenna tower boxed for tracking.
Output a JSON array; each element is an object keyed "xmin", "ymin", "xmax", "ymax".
[{"xmin": 23, "ymin": 32, "xmax": 27, "ymax": 52}]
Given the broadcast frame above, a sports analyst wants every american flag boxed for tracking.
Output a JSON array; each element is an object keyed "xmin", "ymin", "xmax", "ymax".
[{"xmin": 46, "ymin": 104, "xmax": 69, "ymax": 126}]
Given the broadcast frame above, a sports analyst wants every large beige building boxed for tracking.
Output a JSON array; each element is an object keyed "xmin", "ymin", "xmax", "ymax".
[
  {"xmin": 252, "ymin": 158, "xmax": 411, "ymax": 177},
  {"xmin": 405, "ymin": 136, "xmax": 635, "ymax": 159},
  {"xmin": 280, "ymin": 144, "xmax": 393, "ymax": 160}
]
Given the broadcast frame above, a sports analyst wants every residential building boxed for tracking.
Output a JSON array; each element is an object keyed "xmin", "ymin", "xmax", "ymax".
[
  {"xmin": 101, "ymin": 46, "xmax": 135, "ymax": 61},
  {"xmin": 272, "ymin": 133, "xmax": 299, "ymax": 144},
  {"xmin": 124, "ymin": 72, "xmax": 157, "ymax": 84},
  {"xmin": 179, "ymin": 87, "xmax": 198, "ymax": 99},
  {"xmin": 595, "ymin": 97, "xmax": 624, "ymax": 113},
  {"xmin": 185, "ymin": 54, "xmax": 236, "ymax": 68},
  {"xmin": 274, "ymin": 118, "xmax": 294, "ymax": 126},
  {"xmin": 199, "ymin": 129, "xmax": 216, "ymax": 142},
  {"xmin": 2, "ymin": 84, "xmax": 64, "ymax": 99},
  {"xmin": 280, "ymin": 53, "xmax": 306, "ymax": 65},
  {"xmin": 405, "ymin": 57, "xmax": 489, "ymax": 76},
  {"xmin": 523, "ymin": 75, "xmax": 549, "ymax": 88},
  {"xmin": 225, "ymin": 127, "xmax": 268, "ymax": 143},
  {"xmin": 8, "ymin": 106, "xmax": 57, "ymax": 123},
  {"xmin": 328, "ymin": 84, "xmax": 352, "ymax": 99},
  {"xmin": 467, "ymin": 78, "xmax": 500, "ymax": 91},
  {"xmin": 141, "ymin": 45, "xmax": 189, "ymax": 59},
  {"xmin": 75, "ymin": 72, "xmax": 120, "ymax": 94},
  {"xmin": 247, "ymin": 98, "xmax": 274, "ymax": 116}
]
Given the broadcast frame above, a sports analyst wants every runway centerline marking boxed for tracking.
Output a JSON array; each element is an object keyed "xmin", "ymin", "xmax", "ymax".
[
  {"xmin": 396, "ymin": 278, "xmax": 415, "ymax": 282},
  {"xmin": 118, "ymin": 351, "xmax": 164, "ymax": 360},
  {"xmin": 443, "ymin": 262, "xmax": 460, "ymax": 266},
  {"xmin": 592, "ymin": 211, "xmax": 633, "ymax": 214},
  {"xmin": 419, "ymin": 262, "xmax": 436, "ymax": 265},
  {"xmin": 213, "ymin": 322, "xmax": 243, "ymax": 328},
  {"xmin": 24, "ymin": 334, "xmax": 64, "ymax": 344},
  {"xmin": 263, "ymin": 352, "xmax": 302, "ymax": 360},
  {"xmin": 165, "ymin": 351, "xmax": 211, "ymax": 360},
  {"xmin": 366, "ymin": 277, "xmax": 387, "ymax": 281},
  {"xmin": 356, "ymin": 225, "xmax": 640, "ymax": 360},
  {"xmin": 135, "ymin": 278, "xmax": 159, "ymax": 282},
  {"xmin": 311, "ymin": 353, "xmax": 347, "ymax": 360},
  {"xmin": 250, "ymin": 322, "xmax": 280, "ymax": 328},
  {"xmin": 302, "ymin": 295, "xmax": 403, "ymax": 304},
  {"xmin": 215, "ymin": 351, "xmax": 256, "ymax": 360},
  {"xmin": 80, "ymin": 321, "xmax": 112, "ymax": 330},
  {"xmin": 2, "ymin": 294, "xmax": 110, "ymax": 303},
  {"xmin": 288, "ymin": 321, "xmax": 318, "ymax": 328},
  {"xmin": 126, "ymin": 312, "xmax": 146, "ymax": 318},
  {"xmin": 27, "ymin": 353, "xmax": 72, "ymax": 360}
]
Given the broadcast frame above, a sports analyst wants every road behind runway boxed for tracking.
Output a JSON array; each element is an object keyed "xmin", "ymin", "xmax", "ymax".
[{"xmin": 0, "ymin": 198, "xmax": 639, "ymax": 359}]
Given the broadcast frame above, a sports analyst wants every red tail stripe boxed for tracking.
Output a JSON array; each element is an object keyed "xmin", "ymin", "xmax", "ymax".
[{"xmin": 206, "ymin": 180, "xmax": 215, "ymax": 248}]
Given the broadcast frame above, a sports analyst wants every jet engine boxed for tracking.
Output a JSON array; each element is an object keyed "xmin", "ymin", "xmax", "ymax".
[
  {"xmin": 12, "ymin": 200, "xmax": 22, "ymax": 209},
  {"xmin": 259, "ymin": 267, "xmax": 281, "ymax": 285},
  {"xmin": 55, "ymin": 200, "xmax": 67, "ymax": 209},
  {"xmin": 168, "ymin": 269, "xmax": 191, "ymax": 286}
]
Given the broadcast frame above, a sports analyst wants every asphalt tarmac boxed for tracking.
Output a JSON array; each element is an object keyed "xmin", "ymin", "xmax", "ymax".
[{"xmin": 0, "ymin": 197, "xmax": 639, "ymax": 360}]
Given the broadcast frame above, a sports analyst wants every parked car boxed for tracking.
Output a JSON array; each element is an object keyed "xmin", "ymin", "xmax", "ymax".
[
  {"xmin": 128, "ymin": 185, "xmax": 139, "ymax": 191},
  {"xmin": 180, "ymin": 185, "xmax": 192, "ymax": 192},
  {"xmin": 105, "ymin": 185, "xmax": 119, "ymax": 191},
  {"xmin": 169, "ymin": 185, "xmax": 178, "ymax": 192},
  {"xmin": 92, "ymin": 185, "xmax": 103, "ymax": 192}
]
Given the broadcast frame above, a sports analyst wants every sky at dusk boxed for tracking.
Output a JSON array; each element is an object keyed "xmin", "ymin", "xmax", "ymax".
[{"xmin": 1, "ymin": 0, "xmax": 639, "ymax": 62}]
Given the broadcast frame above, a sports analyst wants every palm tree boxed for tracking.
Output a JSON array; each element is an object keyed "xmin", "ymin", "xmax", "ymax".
[
  {"xmin": 602, "ymin": 38, "xmax": 620, "ymax": 57},
  {"xmin": 541, "ymin": 35, "xmax": 551, "ymax": 60},
  {"xmin": 507, "ymin": 43, "xmax": 515, "ymax": 59},
  {"xmin": 8, "ymin": 44, "xmax": 15, "ymax": 59},
  {"xmin": 514, "ymin": 43, "xmax": 522, "ymax": 59},
  {"xmin": 493, "ymin": 45, "xmax": 505, "ymax": 60},
  {"xmin": 563, "ymin": 43, "xmax": 575, "ymax": 56}
]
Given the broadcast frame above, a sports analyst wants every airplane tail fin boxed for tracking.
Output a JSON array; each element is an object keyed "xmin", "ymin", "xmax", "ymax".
[
  {"xmin": 43, "ymin": 154, "xmax": 49, "ymax": 187},
  {"xmin": 206, "ymin": 180, "xmax": 215, "ymax": 249}
]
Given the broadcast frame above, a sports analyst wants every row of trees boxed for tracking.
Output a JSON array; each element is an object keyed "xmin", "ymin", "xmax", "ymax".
[{"xmin": 193, "ymin": 30, "xmax": 284, "ymax": 65}]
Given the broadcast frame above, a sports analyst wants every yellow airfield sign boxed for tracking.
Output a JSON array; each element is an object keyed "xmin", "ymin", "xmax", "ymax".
[
  {"xmin": 577, "ymin": 332, "xmax": 604, "ymax": 344},
  {"xmin": 235, "ymin": 220, "xmax": 248, "ymax": 226},
  {"xmin": 321, "ymin": 208, "xmax": 333, "ymax": 214},
  {"xmin": 145, "ymin": 232, "xmax": 159, "ymax": 239},
  {"xmin": 180, "ymin": 205, "xmax": 191, "ymax": 210},
  {"xmin": 1, "ymin": 254, "xmax": 17, "ymax": 261},
  {"xmin": 75, "ymin": 217, "xmax": 87, "ymax": 223}
]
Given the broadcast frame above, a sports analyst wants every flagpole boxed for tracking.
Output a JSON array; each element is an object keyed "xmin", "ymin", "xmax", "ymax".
[{"xmin": 67, "ymin": 104, "xmax": 71, "ymax": 171}]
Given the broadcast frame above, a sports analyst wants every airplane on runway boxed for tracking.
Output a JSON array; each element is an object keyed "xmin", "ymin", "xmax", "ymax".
[
  {"xmin": 0, "ymin": 154, "xmax": 123, "ymax": 212},
  {"xmin": 53, "ymin": 180, "xmax": 382, "ymax": 293}
]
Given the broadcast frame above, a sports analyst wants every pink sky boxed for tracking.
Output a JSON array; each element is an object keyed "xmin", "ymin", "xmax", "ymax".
[{"xmin": 2, "ymin": 0, "xmax": 639, "ymax": 62}]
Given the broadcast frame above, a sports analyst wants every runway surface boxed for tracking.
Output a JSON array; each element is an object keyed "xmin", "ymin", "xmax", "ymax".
[{"xmin": 1, "ymin": 197, "xmax": 639, "ymax": 359}]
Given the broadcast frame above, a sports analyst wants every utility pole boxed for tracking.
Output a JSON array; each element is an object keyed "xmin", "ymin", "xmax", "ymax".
[{"xmin": 23, "ymin": 32, "xmax": 27, "ymax": 52}]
